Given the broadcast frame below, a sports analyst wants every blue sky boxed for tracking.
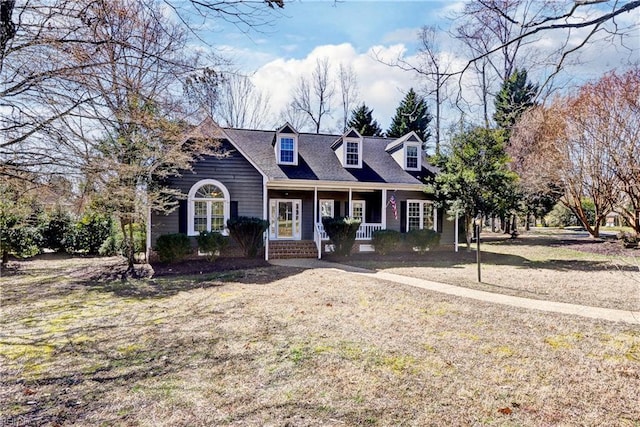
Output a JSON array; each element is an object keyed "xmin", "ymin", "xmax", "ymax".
[{"xmin": 193, "ymin": 1, "xmax": 638, "ymax": 136}]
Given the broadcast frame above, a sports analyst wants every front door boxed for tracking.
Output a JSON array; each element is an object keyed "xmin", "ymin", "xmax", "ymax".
[{"xmin": 270, "ymin": 199, "xmax": 302, "ymax": 240}]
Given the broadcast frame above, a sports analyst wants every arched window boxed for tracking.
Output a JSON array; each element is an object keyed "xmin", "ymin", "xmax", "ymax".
[{"xmin": 187, "ymin": 179, "xmax": 230, "ymax": 236}]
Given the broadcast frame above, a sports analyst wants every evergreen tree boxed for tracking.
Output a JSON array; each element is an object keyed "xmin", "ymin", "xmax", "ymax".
[
  {"xmin": 435, "ymin": 127, "xmax": 518, "ymax": 248},
  {"xmin": 347, "ymin": 103, "xmax": 383, "ymax": 136},
  {"xmin": 493, "ymin": 69, "xmax": 539, "ymax": 136},
  {"xmin": 387, "ymin": 88, "xmax": 432, "ymax": 146}
]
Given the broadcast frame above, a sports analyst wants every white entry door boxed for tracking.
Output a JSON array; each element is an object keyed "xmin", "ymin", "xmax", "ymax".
[{"xmin": 270, "ymin": 199, "xmax": 302, "ymax": 240}]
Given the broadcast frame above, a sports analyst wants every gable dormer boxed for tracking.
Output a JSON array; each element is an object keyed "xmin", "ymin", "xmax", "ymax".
[
  {"xmin": 331, "ymin": 128, "xmax": 363, "ymax": 168},
  {"xmin": 274, "ymin": 123, "xmax": 299, "ymax": 166},
  {"xmin": 385, "ymin": 132, "xmax": 423, "ymax": 171}
]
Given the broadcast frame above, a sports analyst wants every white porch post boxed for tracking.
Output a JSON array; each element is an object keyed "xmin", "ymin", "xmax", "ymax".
[
  {"xmin": 263, "ymin": 177, "xmax": 269, "ymax": 260},
  {"xmin": 381, "ymin": 188, "xmax": 387, "ymax": 229},
  {"xmin": 348, "ymin": 187, "xmax": 353, "ymax": 217},
  {"xmin": 455, "ymin": 210, "xmax": 459, "ymax": 253},
  {"xmin": 314, "ymin": 186, "xmax": 318, "ymax": 223}
]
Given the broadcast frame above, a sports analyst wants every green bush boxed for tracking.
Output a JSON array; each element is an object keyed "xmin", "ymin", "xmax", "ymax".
[
  {"xmin": 1, "ymin": 214, "xmax": 40, "ymax": 264},
  {"xmin": 406, "ymin": 228, "xmax": 440, "ymax": 253},
  {"xmin": 154, "ymin": 233, "xmax": 191, "ymax": 263},
  {"xmin": 40, "ymin": 208, "xmax": 75, "ymax": 252},
  {"xmin": 98, "ymin": 222, "xmax": 145, "ymax": 257},
  {"xmin": 196, "ymin": 231, "xmax": 229, "ymax": 261},
  {"xmin": 322, "ymin": 216, "xmax": 361, "ymax": 257},
  {"xmin": 372, "ymin": 229, "xmax": 402, "ymax": 255},
  {"xmin": 227, "ymin": 217, "xmax": 269, "ymax": 258},
  {"xmin": 72, "ymin": 211, "xmax": 114, "ymax": 255}
]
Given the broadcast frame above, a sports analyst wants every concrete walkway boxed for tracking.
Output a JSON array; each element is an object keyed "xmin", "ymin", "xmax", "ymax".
[{"xmin": 270, "ymin": 258, "xmax": 640, "ymax": 325}]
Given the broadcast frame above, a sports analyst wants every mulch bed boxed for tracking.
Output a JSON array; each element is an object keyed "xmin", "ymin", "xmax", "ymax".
[{"xmin": 150, "ymin": 257, "xmax": 270, "ymax": 277}]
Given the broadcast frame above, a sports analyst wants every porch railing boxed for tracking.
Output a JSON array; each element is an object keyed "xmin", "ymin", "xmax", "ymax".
[{"xmin": 315, "ymin": 222, "xmax": 383, "ymax": 241}]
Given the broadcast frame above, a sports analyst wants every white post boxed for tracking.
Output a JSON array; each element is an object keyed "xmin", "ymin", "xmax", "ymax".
[
  {"xmin": 454, "ymin": 210, "xmax": 459, "ymax": 253},
  {"xmin": 348, "ymin": 187, "xmax": 353, "ymax": 217},
  {"xmin": 381, "ymin": 188, "xmax": 387, "ymax": 229}
]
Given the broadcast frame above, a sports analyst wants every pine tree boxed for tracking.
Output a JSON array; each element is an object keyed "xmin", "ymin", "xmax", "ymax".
[
  {"xmin": 387, "ymin": 88, "xmax": 432, "ymax": 145},
  {"xmin": 347, "ymin": 103, "xmax": 383, "ymax": 136},
  {"xmin": 493, "ymin": 69, "xmax": 539, "ymax": 136}
]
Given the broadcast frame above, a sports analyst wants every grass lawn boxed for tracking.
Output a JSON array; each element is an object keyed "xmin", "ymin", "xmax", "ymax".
[{"xmin": 1, "ymin": 231, "xmax": 639, "ymax": 426}]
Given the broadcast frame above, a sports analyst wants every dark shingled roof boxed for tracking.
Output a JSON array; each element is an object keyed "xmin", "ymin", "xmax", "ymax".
[{"xmin": 215, "ymin": 126, "xmax": 437, "ymax": 186}]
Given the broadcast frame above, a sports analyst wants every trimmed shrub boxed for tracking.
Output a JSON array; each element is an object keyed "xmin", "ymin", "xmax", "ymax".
[
  {"xmin": 196, "ymin": 231, "xmax": 229, "ymax": 261},
  {"xmin": 322, "ymin": 216, "xmax": 361, "ymax": 257},
  {"xmin": 227, "ymin": 217, "xmax": 269, "ymax": 258},
  {"xmin": 372, "ymin": 229, "xmax": 402, "ymax": 255},
  {"xmin": 406, "ymin": 228, "xmax": 440, "ymax": 253},
  {"xmin": 154, "ymin": 233, "xmax": 191, "ymax": 263}
]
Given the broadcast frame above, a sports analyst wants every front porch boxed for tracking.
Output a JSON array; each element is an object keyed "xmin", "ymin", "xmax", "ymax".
[{"xmin": 264, "ymin": 183, "xmax": 435, "ymax": 260}]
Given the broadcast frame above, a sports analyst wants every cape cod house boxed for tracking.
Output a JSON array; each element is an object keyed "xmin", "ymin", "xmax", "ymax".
[{"xmin": 149, "ymin": 118, "xmax": 455, "ymax": 259}]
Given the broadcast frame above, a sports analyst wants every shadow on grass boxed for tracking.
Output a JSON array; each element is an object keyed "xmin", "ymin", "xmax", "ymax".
[
  {"xmin": 1, "ymin": 255, "xmax": 306, "ymax": 304},
  {"xmin": 328, "ymin": 244, "xmax": 638, "ymax": 274}
]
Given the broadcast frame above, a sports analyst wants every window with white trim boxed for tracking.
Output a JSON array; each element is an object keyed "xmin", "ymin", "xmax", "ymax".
[
  {"xmin": 345, "ymin": 139, "xmax": 361, "ymax": 167},
  {"xmin": 279, "ymin": 137, "xmax": 295, "ymax": 164},
  {"xmin": 406, "ymin": 200, "xmax": 435, "ymax": 231},
  {"xmin": 405, "ymin": 145, "xmax": 419, "ymax": 170},
  {"xmin": 187, "ymin": 179, "xmax": 230, "ymax": 236},
  {"xmin": 351, "ymin": 200, "xmax": 365, "ymax": 222},
  {"xmin": 319, "ymin": 199, "xmax": 334, "ymax": 220}
]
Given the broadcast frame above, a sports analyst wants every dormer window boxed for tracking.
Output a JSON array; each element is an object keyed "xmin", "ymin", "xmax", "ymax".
[
  {"xmin": 280, "ymin": 137, "xmax": 295, "ymax": 163},
  {"xmin": 332, "ymin": 128, "xmax": 363, "ymax": 168},
  {"xmin": 386, "ymin": 132, "xmax": 423, "ymax": 171},
  {"xmin": 275, "ymin": 123, "xmax": 298, "ymax": 166},
  {"xmin": 346, "ymin": 140, "xmax": 360, "ymax": 167},
  {"xmin": 405, "ymin": 144, "xmax": 420, "ymax": 170}
]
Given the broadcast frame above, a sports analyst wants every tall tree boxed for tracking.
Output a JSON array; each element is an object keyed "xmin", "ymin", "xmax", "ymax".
[
  {"xmin": 61, "ymin": 0, "xmax": 216, "ymax": 271},
  {"xmin": 347, "ymin": 103, "xmax": 383, "ymax": 137},
  {"xmin": 216, "ymin": 73, "xmax": 271, "ymax": 129},
  {"xmin": 290, "ymin": 57, "xmax": 335, "ymax": 133},
  {"xmin": 494, "ymin": 68, "xmax": 539, "ymax": 136},
  {"xmin": 417, "ymin": 26, "xmax": 451, "ymax": 155},
  {"xmin": 338, "ymin": 63, "xmax": 359, "ymax": 132},
  {"xmin": 435, "ymin": 127, "xmax": 518, "ymax": 248},
  {"xmin": 387, "ymin": 88, "xmax": 432, "ymax": 146},
  {"xmin": 510, "ymin": 67, "xmax": 640, "ymax": 239},
  {"xmin": 186, "ymin": 70, "xmax": 271, "ymax": 129}
]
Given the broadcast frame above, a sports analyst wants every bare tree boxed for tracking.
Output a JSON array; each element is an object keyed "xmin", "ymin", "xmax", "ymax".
[
  {"xmin": 416, "ymin": 26, "xmax": 452, "ymax": 155},
  {"xmin": 279, "ymin": 104, "xmax": 310, "ymax": 132},
  {"xmin": 184, "ymin": 67, "xmax": 225, "ymax": 119},
  {"xmin": 338, "ymin": 63, "xmax": 358, "ymax": 132},
  {"xmin": 291, "ymin": 57, "xmax": 335, "ymax": 133},
  {"xmin": 57, "ymin": 0, "xmax": 219, "ymax": 271},
  {"xmin": 0, "ymin": 1, "xmax": 110, "ymax": 178},
  {"xmin": 217, "ymin": 73, "xmax": 271, "ymax": 129},
  {"xmin": 163, "ymin": 0, "xmax": 284, "ymax": 34},
  {"xmin": 452, "ymin": 0, "xmax": 639, "ymax": 91},
  {"xmin": 511, "ymin": 67, "xmax": 640, "ymax": 238}
]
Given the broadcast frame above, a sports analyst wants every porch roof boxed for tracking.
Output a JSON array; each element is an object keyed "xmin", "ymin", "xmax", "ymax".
[{"xmin": 223, "ymin": 128, "xmax": 437, "ymax": 186}]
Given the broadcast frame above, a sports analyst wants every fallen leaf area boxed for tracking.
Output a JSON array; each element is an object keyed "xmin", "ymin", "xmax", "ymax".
[{"xmin": 0, "ymin": 230, "xmax": 638, "ymax": 426}]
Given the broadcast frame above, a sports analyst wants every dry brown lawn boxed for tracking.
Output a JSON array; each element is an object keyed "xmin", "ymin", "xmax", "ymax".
[{"xmin": 1, "ymin": 232, "xmax": 639, "ymax": 426}]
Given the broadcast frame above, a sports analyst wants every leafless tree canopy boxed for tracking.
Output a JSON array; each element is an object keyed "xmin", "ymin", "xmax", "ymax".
[
  {"xmin": 290, "ymin": 57, "xmax": 336, "ymax": 134},
  {"xmin": 510, "ymin": 67, "xmax": 640, "ymax": 236}
]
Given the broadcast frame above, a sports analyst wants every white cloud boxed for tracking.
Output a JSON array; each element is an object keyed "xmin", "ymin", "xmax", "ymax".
[{"xmin": 250, "ymin": 43, "xmax": 423, "ymax": 132}]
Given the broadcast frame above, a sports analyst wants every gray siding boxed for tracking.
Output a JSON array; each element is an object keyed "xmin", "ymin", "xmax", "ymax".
[{"xmin": 151, "ymin": 140, "xmax": 264, "ymax": 245}]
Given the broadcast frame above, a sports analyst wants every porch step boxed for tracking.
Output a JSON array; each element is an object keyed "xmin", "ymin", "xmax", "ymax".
[{"xmin": 269, "ymin": 240, "xmax": 318, "ymax": 259}]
